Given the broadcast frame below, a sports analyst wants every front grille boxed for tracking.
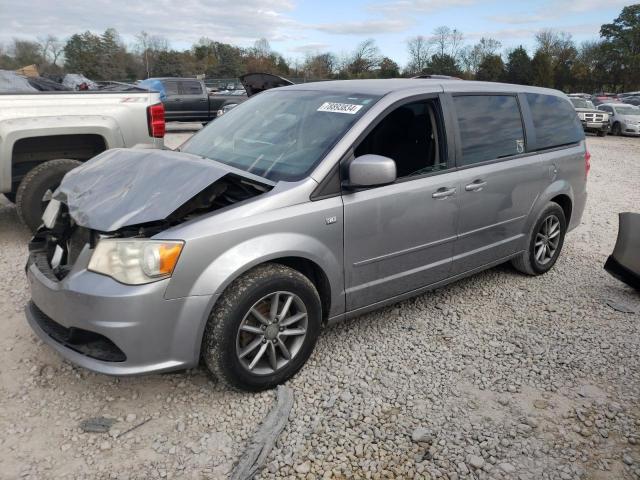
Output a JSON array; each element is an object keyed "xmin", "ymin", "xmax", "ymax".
[
  {"xmin": 28, "ymin": 302, "xmax": 127, "ymax": 362},
  {"xmin": 29, "ymin": 223, "xmax": 93, "ymax": 281},
  {"xmin": 583, "ymin": 112, "xmax": 606, "ymax": 122}
]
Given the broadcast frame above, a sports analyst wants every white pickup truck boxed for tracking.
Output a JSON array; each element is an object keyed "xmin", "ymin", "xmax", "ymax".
[{"xmin": 0, "ymin": 90, "xmax": 165, "ymax": 230}]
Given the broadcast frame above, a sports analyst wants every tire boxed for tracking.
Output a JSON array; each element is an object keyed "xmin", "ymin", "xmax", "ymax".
[
  {"xmin": 15, "ymin": 159, "xmax": 82, "ymax": 232},
  {"xmin": 597, "ymin": 130, "xmax": 607, "ymax": 137},
  {"xmin": 611, "ymin": 122, "xmax": 622, "ymax": 136},
  {"xmin": 511, "ymin": 202, "xmax": 567, "ymax": 276},
  {"xmin": 201, "ymin": 264, "xmax": 322, "ymax": 391}
]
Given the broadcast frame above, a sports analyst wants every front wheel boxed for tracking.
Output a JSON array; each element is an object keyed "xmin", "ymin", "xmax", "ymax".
[
  {"xmin": 611, "ymin": 122, "xmax": 622, "ymax": 136},
  {"xmin": 597, "ymin": 129, "xmax": 607, "ymax": 137},
  {"xmin": 201, "ymin": 264, "xmax": 322, "ymax": 391},
  {"xmin": 511, "ymin": 202, "xmax": 567, "ymax": 275}
]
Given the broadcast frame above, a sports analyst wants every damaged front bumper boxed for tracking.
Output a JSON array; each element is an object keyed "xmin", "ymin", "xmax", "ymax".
[{"xmin": 25, "ymin": 243, "xmax": 213, "ymax": 375}]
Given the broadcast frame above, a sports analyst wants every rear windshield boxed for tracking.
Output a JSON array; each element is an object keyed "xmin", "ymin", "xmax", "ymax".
[
  {"xmin": 526, "ymin": 93, "xmax": 584, "ymax": 150},
  {"xmin": 181, "ymin": 90, "xmax": 380, "ymax": 182}
]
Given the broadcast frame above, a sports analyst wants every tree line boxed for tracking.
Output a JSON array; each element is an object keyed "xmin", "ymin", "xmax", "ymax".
[{"xmin": 0, "ymin": 4, "xmax": 638, "ymax": 93}]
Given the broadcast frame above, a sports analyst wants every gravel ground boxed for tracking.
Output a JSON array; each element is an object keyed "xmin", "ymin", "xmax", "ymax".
[{"xmin": 1, "ymin": 134, "xmax": 639, "ymax": 480}]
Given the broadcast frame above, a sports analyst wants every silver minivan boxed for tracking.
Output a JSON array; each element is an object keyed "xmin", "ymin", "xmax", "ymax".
[{"xmin": 25, "ymin": 80, "xmax": 588, "ymax": 391}]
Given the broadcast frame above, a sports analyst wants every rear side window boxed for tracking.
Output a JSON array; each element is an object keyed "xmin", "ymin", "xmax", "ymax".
[
  {"xmin": 526, "ymin": 93, "xmax": 583, "ymax": 150},
  {"xmin": 180, "ymin": 81, "xmax": 203, "ymax": 95},
  {"xmin": 453, "ymin": 95, "xmax": 525, "ymax": 166},
  {"xmin": 163, "ymin": 80, "xmax": 179, "ymax": 96}
]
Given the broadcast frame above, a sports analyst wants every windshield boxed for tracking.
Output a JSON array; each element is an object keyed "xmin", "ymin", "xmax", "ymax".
[
  {"xmin": 570, "ymin": 98, "xmax": 595, "ymax": 109},
  {"xmin": 615, "ymin": 106, "xmax": 640, "ymax": 116},
  {"xmin": 181, "ymin": 89, "xmax": 380, "ymax": 181}
]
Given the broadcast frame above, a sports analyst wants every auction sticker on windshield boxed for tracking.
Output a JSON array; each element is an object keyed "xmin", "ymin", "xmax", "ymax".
[{"xmin": 317, "ymin": 102, "xmax": 363, "ymax": 114}]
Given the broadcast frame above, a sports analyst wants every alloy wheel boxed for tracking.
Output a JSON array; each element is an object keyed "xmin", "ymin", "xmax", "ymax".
[
  {"xmin": 534, "ymin": 215, "xmax": 561, "ymax": 265},
  {"xmin": 235, "ymin": 291, "xmax": 308, "ymax": 375}
]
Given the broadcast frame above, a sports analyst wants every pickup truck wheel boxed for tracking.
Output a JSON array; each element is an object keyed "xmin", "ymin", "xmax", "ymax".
[
  {"xmin": 597, "ymin": 130, "xmax": 607, "ymax": 137},
  {"xmin": 16, "ymin": 159, "xmax": 82, "ymax": 232},
  {"xmin": 511, "ymin": 202, "xmax": 567, "ymax": 276},
  {"xmin": 201, "ymin": 264, "xmax": 322, "ymax": 391}
]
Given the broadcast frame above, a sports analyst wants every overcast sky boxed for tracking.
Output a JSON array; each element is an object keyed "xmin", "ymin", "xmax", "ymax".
[{"xmin": 0, "ymin": 0, "xmax": 632, "ymax": 64}]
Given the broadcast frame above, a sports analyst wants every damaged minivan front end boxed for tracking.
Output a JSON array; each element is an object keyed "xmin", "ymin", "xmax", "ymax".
[{"xmin": 25, "ymin": 148, "xmax": 274, "ymax": 374}]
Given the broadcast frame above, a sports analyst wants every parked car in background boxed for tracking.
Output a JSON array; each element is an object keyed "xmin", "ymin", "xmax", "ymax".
[
  {"xmin": 621, "ymin": 96, "xmax": 640, "ymax": 106},
  {"xmin": 597, "ymin": 103, "xmax": 640, "ymax": 136},
  {"xmin": 24, "ymin": 79, "xmax": 587, "ymax": 391},
  {"xmin": 138, "ymin": 74, "xmax": 292, "ymax": 123},
  {"xmin": 0, "ymin": 89, "xmax": 164, "ymax": 231},
  {"xmin": 569, "ymin": 97, "xmax": 609, "ymax": 136},
  {"xmin": 591, "ymin": 95, "xmax": 620, "ymax": 106},
  {"xmin": 137, "ymin": 78, "xmax": 225, "ymax": 123}
]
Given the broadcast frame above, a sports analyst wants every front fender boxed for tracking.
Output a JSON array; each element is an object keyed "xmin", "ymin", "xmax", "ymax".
[{"xmin": 166, "ymin": 232, "xmax": 345, "ymax": 318}]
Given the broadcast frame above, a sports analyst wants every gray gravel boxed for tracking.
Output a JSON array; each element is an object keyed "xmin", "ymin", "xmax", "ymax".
[{"xmin": 1, "ymin": 134, "xmax": 639, "ymax": 480}]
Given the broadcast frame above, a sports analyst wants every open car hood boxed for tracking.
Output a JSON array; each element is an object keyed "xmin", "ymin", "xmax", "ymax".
[
  {"xmin": 239, "ymin": 72, "xmax": 294, "ymax": 97},
  {"xmin": 54, "ymin": 148, "xmax": 272, "ymax": 232}
]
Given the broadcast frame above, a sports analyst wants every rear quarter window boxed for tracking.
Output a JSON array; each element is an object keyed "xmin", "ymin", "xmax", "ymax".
[
  {"xmin": 526, "ymin": 93, "xmax": 583, "ymax": 150},
  {"xmin": 453, "ymin": 94, "xmax": 525, "ymax": 166},
  {"xmin": 180, "ymin": 81, "xmax": 203, "ymax": 95}
]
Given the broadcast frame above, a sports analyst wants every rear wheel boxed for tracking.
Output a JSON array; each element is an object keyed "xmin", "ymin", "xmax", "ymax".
[
  {"xmin": 15, "ymin": 159, "xmax": 82, "ymax": 232},
  {"xmin": 511, "ymin": 202, "xmax": 567, "ymax": 276},
  {"xmin": 201, "ymin": 264, "xmax": 322, "ymax": 391}
]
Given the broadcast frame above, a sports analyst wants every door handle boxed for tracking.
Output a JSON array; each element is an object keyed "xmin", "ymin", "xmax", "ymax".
[
  {"xmin": 199, "ymin": 98, "xmax": 207, "ymax": 102},
  {"xmin": 432, "ymin": 187, "xmax": 456, "ymax": 199},
  {"xmin": 465, "ymin": 180, "xmax": 487, "ymax": 192}
]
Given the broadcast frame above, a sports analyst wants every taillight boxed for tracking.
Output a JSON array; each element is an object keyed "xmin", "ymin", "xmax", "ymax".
[
  {"xmin": 147, "ymin": 103, "xmax": 165, "ymax": 138},
  {"xmin": 585, "ymin": 149, "xmax": 591, "ymax": 176}
]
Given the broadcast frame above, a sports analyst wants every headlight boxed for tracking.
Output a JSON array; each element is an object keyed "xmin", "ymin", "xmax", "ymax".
[
  {"xmin": 578, "ymin": 112, "xmax": 586, "ymax": 120},
  {"xmin": 88, "ymin": 239, "xmax": 184, "ymax": 285},
  {"xmin": 216, "ymin": 103, "xmax": 238, "ymax": 117}
]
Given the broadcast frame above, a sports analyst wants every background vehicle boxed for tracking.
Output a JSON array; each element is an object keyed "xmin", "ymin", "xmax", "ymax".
[
  {"xmin": 569, "ymin": 97, "xmax": 609, "ymax": 136},
  {"xmin": 25, "ymin": 80, "xmax": 587, "ymax": 391},
  {"xmin": 138, "ymin": 74, "xmax": 293, "ymax": 122},
  {"xmin": 137, "ymin": 77, "xmax": 232, "ymax": 123},
  {"xmin": 597, "ymin": 103, "xmax": 640, "ymax": 136},
  {"xmin": 591, "ymin": 94, "xmax": 620, "ymax": 106},
  {"xmin": 0, "ymin": 90, "xmax": 164, "ymax": 231}
]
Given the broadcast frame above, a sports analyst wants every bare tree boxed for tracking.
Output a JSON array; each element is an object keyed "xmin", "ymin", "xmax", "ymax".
[
  {"xmin": 429, "ymin": 26, "xmax": 464, "ymax": 59},
  {"xmin": 253, "ymin": 38, "xmax": 271, "ymax": 58},
  {"xmin": 461, "ymin": 37, "xmax": 501, "ymax": 74},
  {"xmin": 135, "ymin": 31, "xmax": 169, "ymax": 78},
  {"xmin": 430, "ymin": 26, "xmax": 451, "ymax": 57},
  {"xmin": 38, "ymin": 35, "xmax": 64, "ymax": 66},
  {"xmin": 348, "ymin": 39, "xmax": 381, "ymax": 76},
  {"xmin": 406, "ymin": 36, "xmax": 431, "ymax": 74}
]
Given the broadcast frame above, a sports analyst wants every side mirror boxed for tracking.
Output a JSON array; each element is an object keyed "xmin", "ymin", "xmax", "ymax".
[{"xmin": 346, "ymin": 154, "xmax": 397, "ymax": 188}]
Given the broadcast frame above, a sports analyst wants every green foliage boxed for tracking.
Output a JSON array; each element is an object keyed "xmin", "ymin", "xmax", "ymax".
[
  {"xmin": 426, "ymin": 54, "xmax": 461, "ymax": 77},
  {"xmin": 476, "ymin": 54, "xmax": 505, "ymax": 82},
  {"xmin": 504, "ymin": 46, "xmax": 532, "ymax": 85}
]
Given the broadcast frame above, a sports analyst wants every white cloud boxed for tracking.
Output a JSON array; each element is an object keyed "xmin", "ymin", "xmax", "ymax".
[
  {"xmin": 288, "ymin": 43, "xmax": 331, "ymax": 53},
  {"xmin": 312, "ymin": 18, "xmax": 413, "ymax": 35},
  {"xmin": 488, "ymin": 0, "xmax": 629, "ymax": 25},
  {"xmin": 370, "ymin": 0, "xmax": 477, "ymax": 14},
  {"xmin": 0, "ymin": 0, "xmax": 297, "ymax": 47}
]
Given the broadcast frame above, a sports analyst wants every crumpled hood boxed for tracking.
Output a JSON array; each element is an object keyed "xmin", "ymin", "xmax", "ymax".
[{"xmin": 54, "ymin": 148, "xmax": 264, "ymax": 232}]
